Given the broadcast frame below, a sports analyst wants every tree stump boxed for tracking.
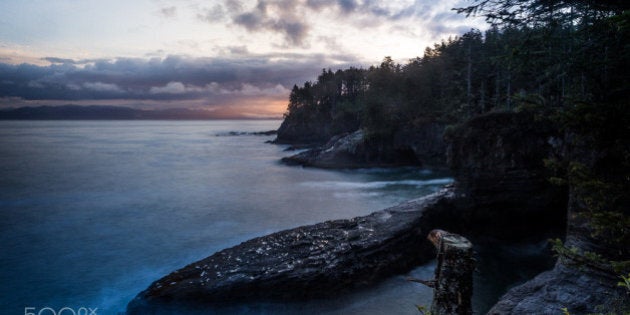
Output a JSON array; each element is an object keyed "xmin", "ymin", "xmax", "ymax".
[{"xmin": 428, "ymin": 229, "xmax": 474, "ymax": 315}]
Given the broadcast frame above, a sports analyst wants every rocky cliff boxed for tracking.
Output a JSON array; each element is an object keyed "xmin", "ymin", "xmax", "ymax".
[
  {"xmin": 281, "ymin": 130, "xmax": 421, "ymax": 168},
  {"xmin": 281, "ymin": 121, "xmax": 447, "ymax": 169},
  {"xmin": 274, "ymin": 112, "xmax": 359, "ymax": 145},
  {"xmin": 445, "ymin": 111, "xmax": 567, "ymax": 239},
  {"xmin": 489, "ymin": 105, "xmax": 630, "ymax": 314}
]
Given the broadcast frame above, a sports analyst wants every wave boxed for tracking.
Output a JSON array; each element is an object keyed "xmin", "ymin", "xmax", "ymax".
[
  {"xmin": 333, "ymin": 191, "xmax": 384, "ymax": 198},
  {"xmin": 215, "ymin": 130, "xmax": 277, "ymax": 137},
  {"xmin": 300, "ymin": 178, "xmax": 453, "ymax": 190},
  {"xmin": 348, "ymin": 167, "xmax": 434, "ymax": 175}
]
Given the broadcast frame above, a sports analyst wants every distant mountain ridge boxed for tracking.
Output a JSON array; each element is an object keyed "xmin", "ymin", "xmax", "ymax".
[{"xmin": 0, "ymin": 105, "xmax": 262, "ymax": 120}]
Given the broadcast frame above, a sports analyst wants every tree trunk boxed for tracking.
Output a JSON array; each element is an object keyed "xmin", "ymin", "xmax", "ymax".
[
  {"xmin": 467, "ymin": 45, "xmax": 472, "ymax": 111},
  {"xmin": 428, "ymin": 229, "xmax": 474, "ymax": 315}
]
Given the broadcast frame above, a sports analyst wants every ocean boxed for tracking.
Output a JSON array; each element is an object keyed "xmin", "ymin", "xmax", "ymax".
[{"xmin": 0, "ymin": 120, "xmax": 463, "ymax": 315}]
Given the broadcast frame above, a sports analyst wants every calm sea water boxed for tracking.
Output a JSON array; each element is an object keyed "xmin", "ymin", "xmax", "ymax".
[{"xmin": 0, "ymin": 120, "xmax": 461, "ymax": 315}]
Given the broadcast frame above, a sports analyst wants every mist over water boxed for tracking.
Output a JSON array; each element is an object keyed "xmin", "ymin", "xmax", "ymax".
[{"xmin": 0, "ymin": 120, "xmax": 452, "ymax": 315}]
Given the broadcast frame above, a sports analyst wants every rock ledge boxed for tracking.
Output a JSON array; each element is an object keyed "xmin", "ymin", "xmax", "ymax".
[{"xmin": 127, "ymin": 188, "xmax": 457, "ymax": 314}]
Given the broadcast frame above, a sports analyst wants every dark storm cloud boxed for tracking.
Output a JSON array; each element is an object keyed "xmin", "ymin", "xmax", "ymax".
[
  {"xmin": 214, "ymin": 0, "xmax": 471, "ymax": 47},
  {"xmin": 337, "ymin": 0, "xmax": 357, "ymax": 13},
  {"xmin": 230, "ymin": 0, "xmax": 309, "ymax": 46},
  {"xmin": 304, "ymin": 0, "xmax": 420, "ymax": 19},
  {"xmin": 422, "ymin": 9, "xmax": 476, "ymax": 38},
  {"xmin": 0, "ymin": 53, "xmax": 361, "ymax": 105},
  {"xmin": 233, "ymin": 12, "xmax": 264, "ymax": 30}
]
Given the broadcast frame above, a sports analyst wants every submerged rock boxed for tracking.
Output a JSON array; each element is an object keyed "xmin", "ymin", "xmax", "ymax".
[{"xmin": 127, "ymin": 189, "xmax": 458, "ymax": 314}]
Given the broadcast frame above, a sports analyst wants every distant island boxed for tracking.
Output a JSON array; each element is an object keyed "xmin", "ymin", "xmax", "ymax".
[{"xmin": 0, "ymin": 105, "xmax": 278, "ymax": 120}]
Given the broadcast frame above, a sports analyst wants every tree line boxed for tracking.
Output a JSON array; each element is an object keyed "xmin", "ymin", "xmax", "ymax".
[{"xmin": 283, "ymin": 0, "xmax": 628, "ymax": 140}]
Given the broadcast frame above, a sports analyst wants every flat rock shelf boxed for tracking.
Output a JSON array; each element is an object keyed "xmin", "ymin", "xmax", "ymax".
[{"xmin": 126, "ymin": 188, "xmax": 457, "ymax": 314}]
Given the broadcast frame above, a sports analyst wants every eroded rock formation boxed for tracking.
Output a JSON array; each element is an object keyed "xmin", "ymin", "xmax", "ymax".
[
  {"xmin": 127, "ymin": 189, "xmax": 458, "ymax": 314},
  {"xmin": 281, "ymin": 121, "xmax": 447, "ymax": 169}
]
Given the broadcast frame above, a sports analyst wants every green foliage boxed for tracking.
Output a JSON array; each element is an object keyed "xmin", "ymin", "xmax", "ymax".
[
  {"xmin": 564, "ymin": 154, "xmax": 629, "ymax": 248},
  {"xmin": 285, "ymin": 27, "xmax": 548, "ymax": 136},
  {"xmin": 551, "ymin": 238, "xmax": 630, "ymax": 279},
  {"xmin": 550, "ymin": 238, "xmax": 580, "ymax": 259},
  {"xmin": 619, "ymin": 273, "xmax": 630, "ymax": 292},
  {"xmin": 612, "ymin": 261, "xmax": 630, "ymax": 275},
  {"xmin": 283, "ymin": 68, "xmax": 366, "ymax": 137},
  {"xmin": 415, "ymin": 304, "xmax": 432, "ymax": 315},
  {"xmin": 544, "ymin": 158, "xmax": 568, "ymax": 186}
]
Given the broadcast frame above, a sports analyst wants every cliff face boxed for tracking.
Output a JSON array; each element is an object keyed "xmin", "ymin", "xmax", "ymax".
[
  {"xmin": 394, "ymin": 121, "xmax": 447, "ymax": 168},
  {"xmin": 490, "ymin": 124, "xmax": 630, "ymax": 314},
  {"xmin": 446, "ymin": 111, "xmax": 629, "ymax": 313},
  {"xmin": 281, "ymin": 121, "xmax": 447, "ymax": 169},
  {"xmin": 446, "ymin": 111, "xmax": 567, "ymax": 238},
  {"xmin": 281, "ymin": 130, "xmax": 421, "ymax": 168},
  {"xmin": 274, "ymin": 112, "xmax": 359, "ymax": 145}
]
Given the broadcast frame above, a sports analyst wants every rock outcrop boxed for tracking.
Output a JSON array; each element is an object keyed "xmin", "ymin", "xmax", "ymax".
[
  {"xmin": 490, "ymin": 107, "xmax": 630, "ymax": 314},
  {"xmin": 393, "ymin": 121, "xmax": 447, "ymax": 168},
  {"xmin": 274, "ymin": 112, "xmax": 359, "ymax": 145},
  {"xmin": 489, "ymin": 262, "xmax": 626, "ymax": 314},
  {"xmin": 446, "ymin": 111, "xmax": 567, "ymax": 239},
  {"xmin": 281, "ymin": 130, "xmax": 420, "ymax": 168},
  {"xmin": 127, "ymin": 189, "xmax": 458, "ymax": 314},
  {"xmin": 281, "ymin": 122, "xmax": 447, "ymax": 169}
]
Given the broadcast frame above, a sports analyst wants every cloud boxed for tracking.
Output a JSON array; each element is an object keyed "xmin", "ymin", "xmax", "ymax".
[
  {"xmin": 229, "ymin": 0, "xmax": 309, "ymax": 46},
  {"xmin": 83, "ymin": 82, "xmax": 124, "ymax": 93},
  {"xmin": 159, "ymin": 6, "xmax": 177, "ymax": 18},
  {"xmin": 42, "ymin": 57, "xmax": 77, "ymax": 64},
  {"xmin": 150, "ymin": 81, "xmax": 188, "ymax": 94},
  {"xmin": 238, "ymin": 83, "xmax": 290, "ymax": 96},
  {"xmin": 338, "ymin": 0, "xmax": 358, "ymax": 13},
  {"xmin": 197, "ymin": 4, "xmax": 225, "ymax": 23},
  {"xmin": 0, "ymin": 53, "xmax": 362, "ymax": 112},
  {"xmin": 212, "ymin": 0, "xmax": 480, "ymax": 48}
]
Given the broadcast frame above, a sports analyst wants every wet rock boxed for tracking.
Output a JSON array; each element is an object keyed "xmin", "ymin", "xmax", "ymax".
[
  {"xmin": 489, "ymin": 263, "xmax": 626, "ymax": 315},
  {"xmin": 281, "ymin": 122, "xmax": 446, "ymax": 169},
  {"xmin": 127, "ymin": 188, "xmax": 458, "ymax": 314},
  {"xmin": 216, "ymin": 130, "xmax": 277, "ymax": 137},
  {"xmin": 280, "ymin": 130, "xmax": 406, "ymax": 168}
]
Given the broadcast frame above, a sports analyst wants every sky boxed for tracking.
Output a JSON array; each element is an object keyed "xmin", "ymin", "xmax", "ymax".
[{"xmin": 0, "ymin": 0, "xmax": 486, "ymax": 118}]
